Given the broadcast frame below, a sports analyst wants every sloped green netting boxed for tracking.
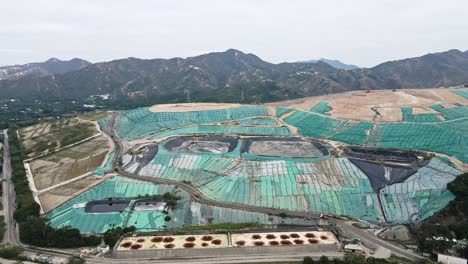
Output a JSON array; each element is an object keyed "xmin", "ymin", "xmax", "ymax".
[
  {"xmin": 98, "ymin": 115, "xmax": 112, "ymax": 134},
  {"xmin": 379, "ymin": 158, "xmax": 460, "ymax": 223},
  {"xmin": 240, "ymin": 117, "xmax": 278, "ymax": 125},
  {"xmin": 152, "ymin": 124, "xmax": 291, "ymax": 139},
  {"xmin": 133, "ymin": 146, "xmax": 383, "ymax": 222},
  {"xmin": 47, "ymin": 177, "xmax": 164, "ymax": 233},
  {"xmin": 428, "ymin": 104, "xmax": 468, "ymax": 120},
  {"xmin": 310, "ymin": 101, "xmax": 332, "ymax": 114},
  {"xmin": 133, "ymin": 151, "xmax": 462, "ymax": 224},
  {"xmin": 401, "ymin": 107, "xmax": 440, "ymax": 122},
  {"xmin": 451, "ymin": 89, "xmax": 468, "ymax": 99},
  {"xmin": 126, "ymin": 211, "xmax": 166, "ymax": 232},
  {"xmin": 283, "ymin": 110, "xmax": 468, "ymax": 162},
  {"xmin": 282, "ymin": 110, "xmax": 373, "ymax": 145},
  {"xmin": 377, "ymin": 119, "xmax": 468, "ymax": 162},
  {"xmin": 116, "ymin": 105, "xmax": 269, "ymax": 140},
  {"xmin": 47, "ymin": 176, "xmax": 319, "ymax": 234},
  {"xmin": 276, "ymin": 107, "xmax": 295, "ymax": 117}
]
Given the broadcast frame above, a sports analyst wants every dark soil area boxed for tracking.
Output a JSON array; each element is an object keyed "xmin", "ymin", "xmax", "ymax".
[{"xmin": 350, "ymin": 158, "xmax": 417, "ymax": 191}]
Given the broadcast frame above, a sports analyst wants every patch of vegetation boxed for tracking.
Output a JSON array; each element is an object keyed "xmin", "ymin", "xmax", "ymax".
[
  {"xmin": 20, "ymin": 216, "xmax": 100, "ymax": 248},
  {"xmin": 0, "ymin": 245, "xmax": 24, "ymax": 260},
  {"xmin": 22, "ymin": 118, "xmax": 97, "ymax": 157},
  {"xmin": 234, "ymin": 262, "xmax": 300, "ymax": 264},
  {"xmin": 0, "ymin": 215, "xmax": 6, "ymax": 239},
  {"xmin": 103, "ymin": 226, "xmax": 136, "ymax": 247},
  {"xmin": 79, "ymin": 111, "xmax": 110, "ymax": 121},
  {"xmin": 58, "ymin": 121, "xmax": 96, "ymax": 147},
  {"xmin": 67, "ymin": 258, "xmax": 86, "ymax": 264},
  {"xmin": 381, "ymin": 237, "xmax": 413, "ymax": 249},
  {"xmin": 20, "ymin": 215, "xmax": 136, "ymax": 248},
  {"xmin": 8, "ymin": 127, "xmax": 41, "ymax": 223},
  {"xmin": 278, "ymin": 212, "xmax": 288, "ymax": 218},
  {"xmin": 302, "ymin": 254, "xmax": 429, "ymax": 264},
  {"xmin": 411, "ymin": 172, "xmax": 468, "ymax": 258},
  {"xmin": 138, "ymin": 192, "xmax": 181, "ymax": 210}
]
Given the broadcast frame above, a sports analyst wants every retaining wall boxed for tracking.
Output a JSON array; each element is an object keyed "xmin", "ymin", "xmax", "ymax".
[{"xmin": 113, "ymin": 243, "xmax": 342, "ymax": 259}]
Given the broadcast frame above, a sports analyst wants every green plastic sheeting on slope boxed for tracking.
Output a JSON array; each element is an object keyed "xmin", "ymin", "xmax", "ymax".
[
  {"xmin": 379, "ymin": 158, "xmax": 461, "ymax": 223},
  {"xmin": 451, "ymin": 89, "xmax": 468, "ymax": 99},
  {"xmin": 310, "ymin": 101, "xmax": 332, "ymax": 114},
  {"xmin": 275, "ymin": 107, "xmax": 295, "ymax": 117},
  {"xmin": 116, "ymin": 105, "xmax": 270, "ymax": 140},
  {"xmin": 152, "ymin": 124, "xmax": 291, "ymax": 140},
  {"xmin": 47, "ymin": 176, "xmax": 164, "ymax": 234},
  {"xmin": 377, "ymin": 119, "xmax": 468, "ymax": 162},
  {"xmin": 428, "ymin": 104, "xmax": 468, "ymax": 120},
  {"xmin": 126, "ymin": 211, "xmax": 166, "ymax": 232},
  {"xmin": 133, "ymin": 149, "xmax": 383, "ymax": 222},
  {"xmin": 240, "ymin": 117, "xmax": 278, "ymax": 125},
  {"xmin": 282, "ymin": 110, "xmax": 372, "ymax": 145},
  {"xmin": 283, "ymin": 110, "xmax": 468, "ymax": 162},
  {"xmin": 47, "ymin": 175, "xmax": 322, "ymax": 234},
  {"xmin": 98, "ymin": 115, "xmax": 111, "ymax": 134},
  {"xmin": 401, "ymin": 108, "xmax": 440, "ymax": 122}
]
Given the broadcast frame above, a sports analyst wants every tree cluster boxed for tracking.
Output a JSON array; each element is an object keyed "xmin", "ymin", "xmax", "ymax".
[
  {"xmin": 302, "ymin": 255, "xmax": 431, "ymax": 264},
  {"xmin": 8, "ymin": 127, "xmax": 40, "ymax": 223}
]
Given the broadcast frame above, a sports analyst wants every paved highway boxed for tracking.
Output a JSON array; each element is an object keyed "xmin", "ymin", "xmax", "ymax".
[
  {"xmin": 2, "ymin": 129, "xmax": 19, "ymax": 244},
  {"xmin": 24, "ymin": 246, "xmax": 343, "ymax": 264}
]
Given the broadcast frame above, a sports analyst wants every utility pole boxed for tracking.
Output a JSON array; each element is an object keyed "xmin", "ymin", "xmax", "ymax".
[
  {"xmin": 184, "ymin": 89, "xmax": 191, "ymax": 103},
  {"xmin": 241, "ymin": 86, "xmax": 245, "ymax": 102}
]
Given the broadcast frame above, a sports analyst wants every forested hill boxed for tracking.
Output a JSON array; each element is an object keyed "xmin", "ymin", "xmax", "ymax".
[{"xmin": 1, "ymin": 49, "xmax": 468, "ymax": 103}]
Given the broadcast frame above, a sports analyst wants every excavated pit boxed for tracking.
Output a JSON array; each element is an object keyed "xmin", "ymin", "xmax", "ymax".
[
  {"xmin": 349, "ymin": 158, "xmax": 418, "ymax": 191},
  {"xmin": 242, "ymin": 137, "xmax": 328, "ymax": 157},
  {"xmin": 164, "ymin": 136, "xmax": 238, "ymax": 154}
]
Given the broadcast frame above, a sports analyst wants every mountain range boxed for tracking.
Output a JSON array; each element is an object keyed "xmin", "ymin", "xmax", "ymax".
[
  {"xmin": 1, "ymin": 49, "xmax": 467, "ymax": 103},
  {"xmin": 298, "ymin": 58, "xmax": 359, "ymax": 70},
  {"xmin": 0, "ymin": 58, "xmax": 90, "ymax": 81}
]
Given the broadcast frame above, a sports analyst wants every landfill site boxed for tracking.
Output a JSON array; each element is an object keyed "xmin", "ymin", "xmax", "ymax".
[{"xmin": 19, "ymin": 88, "xmax": 466, "ymax": 259}]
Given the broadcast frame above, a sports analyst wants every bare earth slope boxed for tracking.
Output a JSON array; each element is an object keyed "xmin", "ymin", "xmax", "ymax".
[{"xmin": 268, "ymin": 88, "xmax": 468, "ymax": 122}]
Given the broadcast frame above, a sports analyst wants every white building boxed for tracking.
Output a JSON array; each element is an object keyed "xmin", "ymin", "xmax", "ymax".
[
  {"xmin": 438, "ymin": 253, "xmax": 467, "ymax": 264},
  {"xmin": 344, "ymin": 244, "xmax": 365, "ymax": 254}
]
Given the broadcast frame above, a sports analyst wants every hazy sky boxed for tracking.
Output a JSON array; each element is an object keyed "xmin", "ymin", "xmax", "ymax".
[{"xmin": 1, "ymin": 0, "xmax": 467, "ymax": 67}]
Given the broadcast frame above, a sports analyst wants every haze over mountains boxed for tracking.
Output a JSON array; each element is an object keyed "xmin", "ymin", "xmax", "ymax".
[
  {"xmin": 0, "ymin": 49, "xmax": 467, "ymax": 103},
  {"xmin": 298, "ymin": 58, "xmax": 359, "ymax": 70}
]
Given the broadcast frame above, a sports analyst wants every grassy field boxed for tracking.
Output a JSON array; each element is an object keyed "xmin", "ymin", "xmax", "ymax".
[
  {"xmin": 30, "ymin": 136, "xmax": 110, "ymax": 190},
  {"xmin": 79, "ymin": 111, "xmax": 110, "ymax": 122},
  {"xmin": 19, "ymin": 117, "xmax": 98, "ymax": 158}
]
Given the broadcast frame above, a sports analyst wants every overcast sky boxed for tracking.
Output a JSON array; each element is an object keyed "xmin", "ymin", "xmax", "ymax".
[{"xmin": 1, "ymin": 0, "xmax": 467, "ymax": 67}]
